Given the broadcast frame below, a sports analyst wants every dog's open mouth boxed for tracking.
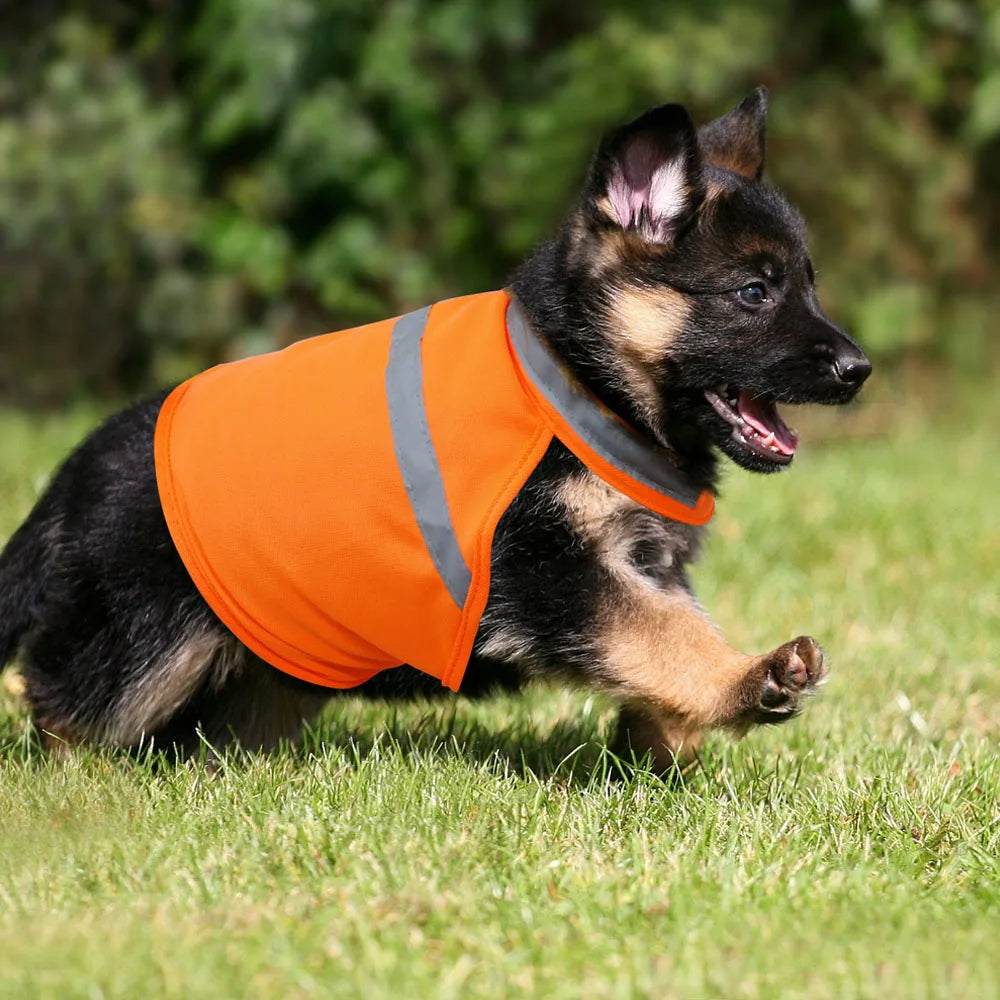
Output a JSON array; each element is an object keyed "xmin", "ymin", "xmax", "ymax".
[{"xmin": 703, "ymin": 385, "xmax": 799, "ymax": 465}]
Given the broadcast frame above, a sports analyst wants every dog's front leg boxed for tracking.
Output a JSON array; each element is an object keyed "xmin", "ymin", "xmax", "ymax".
[{"xmin": 600, "ymin": 585, "xmax": 826, "ymax": 764}]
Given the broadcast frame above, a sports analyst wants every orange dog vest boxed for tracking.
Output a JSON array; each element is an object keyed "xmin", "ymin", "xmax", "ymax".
[{"xmin": 155, "ymin": 291, "xmax": 713, "ymax": 692}]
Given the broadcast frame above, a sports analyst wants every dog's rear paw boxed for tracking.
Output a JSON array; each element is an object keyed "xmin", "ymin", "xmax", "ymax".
[{"xmin": 752, "ymin": 635, "xmax": 825, "ymax": 723}]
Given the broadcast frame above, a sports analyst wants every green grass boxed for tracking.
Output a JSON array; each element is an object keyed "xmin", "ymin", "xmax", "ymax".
[{"xmin": 0, "ymin": 375, "xmax": 998, "ymax": 1000}]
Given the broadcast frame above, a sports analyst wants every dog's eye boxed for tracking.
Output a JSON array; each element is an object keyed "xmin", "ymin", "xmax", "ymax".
[{"xmin": 737, "ymin": 282, "xmax": 768, "ymax": 306}]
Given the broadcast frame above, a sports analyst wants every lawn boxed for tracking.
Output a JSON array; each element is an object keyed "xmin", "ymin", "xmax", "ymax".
[{"xmin": 0, "ymin": 369, "xmax": 998, "ymax": 1000}]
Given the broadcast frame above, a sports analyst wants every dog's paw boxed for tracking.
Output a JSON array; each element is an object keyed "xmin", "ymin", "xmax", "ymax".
[{"xmin": 751, "ymin": 635, "xmax": 826, "ymax": 723}]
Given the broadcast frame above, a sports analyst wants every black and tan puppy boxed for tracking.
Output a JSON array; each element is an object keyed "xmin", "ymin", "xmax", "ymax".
[{"xmin": 0, "ymin": 89, "xmax": 870, "ymax": 769}]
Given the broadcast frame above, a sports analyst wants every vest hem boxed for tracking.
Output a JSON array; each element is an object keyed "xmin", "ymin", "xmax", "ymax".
[{"xmin": 155, "ymin": 383, "xmax": 391, "ymax": 691}]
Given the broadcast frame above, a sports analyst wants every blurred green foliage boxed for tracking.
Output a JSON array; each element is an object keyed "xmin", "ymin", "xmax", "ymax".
[{"xmin": 0, "ymin": 0, "xmax": 998, "ymax": 404}]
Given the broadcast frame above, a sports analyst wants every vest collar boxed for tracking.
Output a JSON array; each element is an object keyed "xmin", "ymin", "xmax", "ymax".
[{"xmin": 505, "ymin": 293, "xmax": 715, "ymax": 526}]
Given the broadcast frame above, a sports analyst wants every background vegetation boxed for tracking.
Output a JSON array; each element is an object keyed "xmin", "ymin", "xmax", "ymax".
[{"xmin": 1, "ymin": 0, "xmax": 999, "ymax": 404}]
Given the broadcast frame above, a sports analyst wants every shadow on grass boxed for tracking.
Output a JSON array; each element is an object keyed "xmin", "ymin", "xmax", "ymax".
[
  {"xmin": 287, "ymin": 694, "xmax": 701, "ymax": 787},
  {"xmin": 302, "ymin": 708, "xmax": 612, "ymax": 783},
  {"xmin": 0, "ymin": 695, "xmax": 698, "ymax": 788}
]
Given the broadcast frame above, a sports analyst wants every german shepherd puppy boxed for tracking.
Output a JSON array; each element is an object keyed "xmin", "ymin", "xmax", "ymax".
[{"xmin": 0, "ymin": 89, "xmax": 870, "ymax": 770}]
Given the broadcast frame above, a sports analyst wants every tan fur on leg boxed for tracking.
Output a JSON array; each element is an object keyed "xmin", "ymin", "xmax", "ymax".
[
  {"xmin": 600, "ymin": 588, "xmax": 756, "ymax": 727},
  {"xmin": 611, "ymin": 704, "xmax": 702, "ymax": 776}
]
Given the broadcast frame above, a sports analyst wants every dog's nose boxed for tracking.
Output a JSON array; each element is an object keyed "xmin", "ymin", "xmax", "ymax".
[{"xmin": 833, "ymin": 353, "xmax": 872, "ymax": 386}]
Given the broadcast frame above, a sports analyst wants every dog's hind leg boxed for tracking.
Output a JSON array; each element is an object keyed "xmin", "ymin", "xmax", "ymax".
[
  {"xmin": 1, "ymin": 393, "xmax": 245, "ymax": 750},
  {"xmin": 21, "ymin": 596, "xmax": 234, "ymax": 748},
  {"xmin": 28, "ymin": 614, "xmax": 331, "ymax": 755},
  {"xmin": 0, "ymin": 496, "xmax": 61, "ymax": 671},
  {"xmin": 150, "ymin": 654, "xmax": 332, "ymax": 757},
  {"xmin": 98, "ymin": 623, "xmax": 245, "ymax": 747},
  {"xmin": 609, "ymin": 704, "xmax": 703, "ymax": 778}
]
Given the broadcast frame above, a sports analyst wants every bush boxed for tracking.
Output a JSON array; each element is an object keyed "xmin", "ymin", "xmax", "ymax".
[{"xmin": 0, "ymin": 1, "xmax": 997, "ymax": 404}]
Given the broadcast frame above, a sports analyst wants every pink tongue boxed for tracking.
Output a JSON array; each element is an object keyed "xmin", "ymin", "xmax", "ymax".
[{"xmin": 736, "ymin": 391, "xmax": 799, "ymax": 455}]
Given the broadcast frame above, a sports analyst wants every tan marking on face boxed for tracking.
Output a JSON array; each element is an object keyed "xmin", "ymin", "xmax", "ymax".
[
  {"xmin": 599, "ymin": 584, "xmax": 756, "ymax": 727},
  {"xmin": 608, "ymin": 285, "xmax": 691, "ymax": 363},
  {"xmin": 737, "ymin": 234, "xmax": 785, "ymax": 259}
]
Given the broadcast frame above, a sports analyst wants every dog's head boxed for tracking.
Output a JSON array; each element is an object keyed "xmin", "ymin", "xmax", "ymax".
[{"xmin": 563, "ymin": 88, "xmax": 871, "ymax": 473}]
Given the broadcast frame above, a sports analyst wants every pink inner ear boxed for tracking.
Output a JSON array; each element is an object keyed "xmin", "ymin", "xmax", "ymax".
[
  {"xmin": 607, "ymin": 170, "xmax": 648, "ymax": 230},
  {"xmin": 606, "ymin": 139, "xmax": 688, "ymax": 243}
]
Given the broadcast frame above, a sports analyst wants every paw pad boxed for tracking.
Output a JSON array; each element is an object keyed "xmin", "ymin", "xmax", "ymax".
[{"xmin": 757, "ymin": 636, "xmax": 825, "ymax": 718}]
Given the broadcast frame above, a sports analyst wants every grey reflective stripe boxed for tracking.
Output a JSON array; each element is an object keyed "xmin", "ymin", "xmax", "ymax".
[
  {"xmin": 385, "ymin": 305, "xmax": 472, "ymax": 609},
  {"xmin": 506, "ymin": 296, "xmax": 703, "ymax": 510}
]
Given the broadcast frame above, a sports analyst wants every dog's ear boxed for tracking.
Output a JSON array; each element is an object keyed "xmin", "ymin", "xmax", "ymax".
[
  {"xmin": 586, "ymin": 104, "xmax": 704, "ymax": 246},
  {"xmin": 698, "ymin": 87, "xmax": 768, "ymax": 181}
]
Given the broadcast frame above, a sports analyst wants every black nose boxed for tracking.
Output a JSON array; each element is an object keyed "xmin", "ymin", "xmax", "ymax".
[{"xmin": 833, "ymin": 354, "xmax": 872, "ymax": 386}]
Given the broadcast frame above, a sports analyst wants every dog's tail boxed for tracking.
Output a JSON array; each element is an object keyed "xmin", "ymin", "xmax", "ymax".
[{"xmin": 0, "ymin": 511, "xmax": 50, "ymax": 669}]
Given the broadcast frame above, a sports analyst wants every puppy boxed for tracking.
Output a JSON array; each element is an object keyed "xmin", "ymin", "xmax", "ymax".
[{"xmin": 0, "ymin": 89, "xmax": 870, "ymax": 770}]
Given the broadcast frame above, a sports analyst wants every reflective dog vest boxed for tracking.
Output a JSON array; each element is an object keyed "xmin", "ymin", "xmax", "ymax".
[{"xmin": 155, "ymin": 291, "xmax": 714, "ymax": 692}]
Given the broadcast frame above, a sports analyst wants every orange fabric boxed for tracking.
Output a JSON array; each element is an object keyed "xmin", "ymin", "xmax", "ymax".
[{"xmin": 155, "ymin": 290, "xmax": 712, "ymax": 693}]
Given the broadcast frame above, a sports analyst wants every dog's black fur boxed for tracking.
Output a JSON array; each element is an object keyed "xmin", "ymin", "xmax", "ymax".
[{"xmin": 0, "ymin": 90, "xmax": 870, "ymax": 767}]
